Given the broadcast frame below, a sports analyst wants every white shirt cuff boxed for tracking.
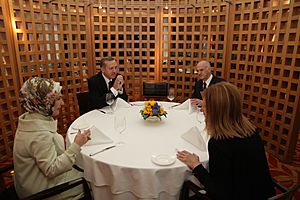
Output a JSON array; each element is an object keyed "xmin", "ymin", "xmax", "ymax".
[{"xmin": 110, "ymin": 87, "xmax": 118, "ymax": 97}]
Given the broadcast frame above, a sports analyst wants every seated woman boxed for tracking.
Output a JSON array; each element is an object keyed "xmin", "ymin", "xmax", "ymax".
[
  {"xmin": 177, "ymin": 82, "xmax": 275, "ymax": 200},
  {"xmin": 13, "ymin": 77, "xmax": 91, "ymax": 199}
]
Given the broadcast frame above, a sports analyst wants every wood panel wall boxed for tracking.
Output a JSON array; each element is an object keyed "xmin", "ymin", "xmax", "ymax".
[
  {"xmin": 228, "ymin": 0, "xmax": 300, "ymax": 162},
  {"xmin": 0, "ymin": 0, "xmax": 299, "ymax": 163}
]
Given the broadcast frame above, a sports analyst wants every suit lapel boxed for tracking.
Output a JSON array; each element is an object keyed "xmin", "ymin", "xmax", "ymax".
[{"xmin": 98, "ymin": 72, "xmax": 109, "ymax": 92}]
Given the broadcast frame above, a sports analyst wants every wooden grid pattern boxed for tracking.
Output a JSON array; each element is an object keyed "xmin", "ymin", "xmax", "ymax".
[
  {"xmin": 91, "ymin": 0, "xmax": 159, "ymax": 100},
  {"xmin": 91, "ymin": 0, "xmax": 229, "ymax": 102},
  {"xmin": 228, "ymin": 0, "xmax": 300, "ymax": 162},
  {"xmin": 160, "ymin": 0, "xmax": 229, "ymax": 101},
  {"xmin": 0, "ymin": 0, "xmax": 299, "ymax": 163},
  {"xmin": 0, "ymin": 0, "xmax": 22, "ymax": 162},
  {"xmin": 8, "ymin": 0, "xmax": 91, "ymax": 136}
]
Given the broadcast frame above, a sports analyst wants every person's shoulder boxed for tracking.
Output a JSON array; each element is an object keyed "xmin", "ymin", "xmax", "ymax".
[
  {"xmin": 213, "ymin": 75, "xmax": 225, "ymax": 82},
  {"xmin": 89, "ymin": 72, "xmax": 102, "ymax": 82}
]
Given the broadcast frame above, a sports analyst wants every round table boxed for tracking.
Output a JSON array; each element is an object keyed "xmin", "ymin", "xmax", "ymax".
[{"xmin": 67, "ymin": 101, "xmax": 209, "ymax": 200}]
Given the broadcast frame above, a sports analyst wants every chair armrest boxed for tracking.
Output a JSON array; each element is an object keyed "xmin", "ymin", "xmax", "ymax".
[
  {"xmin": 272, "ymin": 178, "xmax": 288, "ymax": 193},
  {"xmin": 22, "ymin": 177, "xmax": 91, "ymax": 200},
  {"xmin": 180, "ymin": 180, "xmax": 211, "ymax": 200},
  {"xmin": 0, "ymin": 164, "xmax": 14, "ymax": 174}
]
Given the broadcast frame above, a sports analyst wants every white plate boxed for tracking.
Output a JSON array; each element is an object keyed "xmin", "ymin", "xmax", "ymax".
[{"xmin": 151, "ymin": 154, "xmax": 176, "ymax": 166}]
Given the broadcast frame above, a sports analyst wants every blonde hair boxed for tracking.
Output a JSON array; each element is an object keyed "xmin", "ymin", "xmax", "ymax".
[{"xmin": 202, "ymin": 82, "xmax": 256, "ymax": 139}]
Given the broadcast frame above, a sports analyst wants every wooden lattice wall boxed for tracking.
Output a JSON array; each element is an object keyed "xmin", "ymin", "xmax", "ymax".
[
  {"xmin": 228, "ymin": 0, "xmax": 300, "ymax": 162},
  {"xmin": 0, "ymin": 0, "xmax": 21, "ymax": 162},
  {"xmin": 0, "ymin": 0, "xmax": 299, "ymax": 163},
  {"xmin": 91, "ymin": 0, "xmax": 230, "ymax": 101},
  {"xmin": 10, "ymin": 0, "xmax": 91, "ymax": 136}
]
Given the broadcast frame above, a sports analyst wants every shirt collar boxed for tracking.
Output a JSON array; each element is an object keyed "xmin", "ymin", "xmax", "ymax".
[
  {"xmin": 102, "ymin": 73, "xmax": 111, "ymax": 86},
  {"xmin": 205, "ymin": 74, "xmax": 213, "ymax": 86}
]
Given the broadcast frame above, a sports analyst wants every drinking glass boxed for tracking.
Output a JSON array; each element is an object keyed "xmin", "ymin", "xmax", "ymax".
[
  {"xmin": 106, "ymin": 93, "xmax": 115, "ymax": 113},
  {"xmin": 114, "ymin": 115, "xmax": 126, "ymax": 145},
  {"xmin": 196, "ymin": 108, "xmax": 204, "ymax": 124},
  {"xmin": 167, "ymin": 87, "xmax": 175, "ymax": 102}
]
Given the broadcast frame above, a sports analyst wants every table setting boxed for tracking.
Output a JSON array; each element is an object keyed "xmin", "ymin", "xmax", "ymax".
[{"xmin": 66, "ymin": 98, "xmax": 209, "ymax": 200}]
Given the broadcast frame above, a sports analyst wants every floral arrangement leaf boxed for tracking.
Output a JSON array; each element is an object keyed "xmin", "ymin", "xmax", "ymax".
[{"xmin": 140, "ymin": 100, "xmax": 167, "ymax": 120}]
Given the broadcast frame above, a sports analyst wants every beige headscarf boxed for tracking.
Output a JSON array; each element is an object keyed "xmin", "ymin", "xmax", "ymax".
[{"xmin": 19, "ymin": 77, "xmax": 62, "ymax": 116}]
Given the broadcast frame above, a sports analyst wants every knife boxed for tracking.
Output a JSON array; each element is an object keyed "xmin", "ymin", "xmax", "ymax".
[
  {"xmin": 89, "ymin": 145, "xmax": 116, "ymax": 156},
  {"xmin": 97, "ymin": 109, "xmax": 106, "ymax": 114}
]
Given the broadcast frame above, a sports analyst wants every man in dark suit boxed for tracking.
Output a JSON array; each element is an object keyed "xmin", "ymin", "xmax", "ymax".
[
  {"xmin": 88, "ymin": 56, "xmax": 128, "ymax": 110},
  {"xmin": 191, "ymin": 60, "xmax": 224, "ymax": 107}
]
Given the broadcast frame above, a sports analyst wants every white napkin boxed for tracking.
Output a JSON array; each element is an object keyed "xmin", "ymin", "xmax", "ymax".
[
  {"xmin": 72, "ymin": 119, "xmax": 90, "ymax": 130},
  {"xmin": 111, "ymin": 98, "xmax": 131, "ymax": 111},
  {"xmin": 181, "ymin": 127, "xmax": 206, "ymax": 151},
  {"xmin": 173, "ymin": 99, "xmax": 196, "ymax": 114},
  {"xmin": 84, "ymin": 126, "xmax": 113, "ymax": 146}
]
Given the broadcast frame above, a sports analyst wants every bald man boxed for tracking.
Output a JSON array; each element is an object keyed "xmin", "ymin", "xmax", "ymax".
[{"xmin": 191, "ymin": 61, "xmax": 224, "ymax": 107}]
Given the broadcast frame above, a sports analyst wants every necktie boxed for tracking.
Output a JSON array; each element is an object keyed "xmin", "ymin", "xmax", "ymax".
[
  {"xmin": 203, "ymin": 81, "xmax": 207, "ymax": 90},
  {"xmin": 108, "ymin": 80, "xmax": 113, "ymax": 89}
]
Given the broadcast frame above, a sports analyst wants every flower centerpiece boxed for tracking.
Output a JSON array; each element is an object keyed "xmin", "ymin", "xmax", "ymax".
[{"xmin": 140, "ymin": 100, "xmax": 167, "ymax": 120}]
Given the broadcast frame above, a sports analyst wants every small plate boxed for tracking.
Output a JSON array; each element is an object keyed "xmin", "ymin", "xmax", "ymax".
[{"xmin": 151, "ymin": 154, "xmax": 176, "ymax": 166}]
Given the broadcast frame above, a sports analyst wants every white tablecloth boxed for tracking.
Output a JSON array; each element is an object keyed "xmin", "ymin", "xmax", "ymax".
[{"xmin": 67, "ymin": 101, "xmax": 209, "ymax": 200}]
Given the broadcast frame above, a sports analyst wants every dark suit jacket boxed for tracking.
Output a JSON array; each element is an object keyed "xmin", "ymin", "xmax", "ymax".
[
  {"xmin": 88, "ymin": 72, "xmax": 128, "ymax": 110},
  {"xmin": 192, "ymin": 75, "xmax": 224, "ymax": 100}
]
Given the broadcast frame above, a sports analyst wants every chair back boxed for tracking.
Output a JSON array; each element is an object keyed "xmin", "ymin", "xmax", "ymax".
[
  {"xmin": 143, "ymin": 82, "xmax": 168, "ymax": 99},
  {"xmin": 76, "ymin": 92, "xmax": 90, "ymax": 115}
]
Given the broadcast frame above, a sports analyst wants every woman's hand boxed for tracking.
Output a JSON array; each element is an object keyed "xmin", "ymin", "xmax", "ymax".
[
  {"xmin": 176, "ymin": 150, "xmax": 201, "ymax": 170},
  {"xmin": 74, "ymin": 129, "xmax": 91, "ymax": 147}
]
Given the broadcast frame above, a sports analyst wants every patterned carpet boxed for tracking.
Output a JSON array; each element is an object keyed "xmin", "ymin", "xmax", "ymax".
[
  {"xmin": 267, "ymin": 134, "xmax": 300, "ymax": 199},
  {"xmin": 1, "ymin": 135, "xmax": 300, "ymax": 198}
]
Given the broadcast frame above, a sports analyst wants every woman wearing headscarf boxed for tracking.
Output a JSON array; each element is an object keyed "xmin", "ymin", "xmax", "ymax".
[
  {"xmin": 13, "ymin": 77, "xmax": 91, "ymax": 199},
  {"xmin": 177, "ymin": 82, "xmax": 275, "ymax": 200}
]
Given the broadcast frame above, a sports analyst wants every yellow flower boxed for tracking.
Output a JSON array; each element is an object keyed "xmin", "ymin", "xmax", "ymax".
[
  {"xmin": 159, "ymin": 107, "xmax": 165, "ymax": 115},
  {"xmin": 150, "ymin": 101, "xmax": 155, "ymax": 106},
  {"xmin": 140, "ymin": 100, "xmax": 167, "ymax": 120}
]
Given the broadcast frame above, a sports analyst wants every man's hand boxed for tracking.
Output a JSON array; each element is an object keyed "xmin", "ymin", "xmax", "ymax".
[
  {"xmin": 190, "ymin": 98, "xmax": 203, "ymax": 107},
  {"xmin": 113, "ymin": 75, "xmax": 124, "ymax": 91}
]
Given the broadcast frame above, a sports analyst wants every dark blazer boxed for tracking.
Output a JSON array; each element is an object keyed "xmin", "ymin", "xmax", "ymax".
[
  {"xmin": 192, "ymin": 75, "xmax": 224, "ymax": 100},
  {"xmin": 192, "ymin": 131, "xmax": 275, "ymax": 200},
  {"xmin": 88, "ymin": 72, "xmax": 128, "ymax": 110}
]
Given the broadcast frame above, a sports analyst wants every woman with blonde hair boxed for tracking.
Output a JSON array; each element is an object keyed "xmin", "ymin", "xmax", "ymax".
[
  {"xmin": 177, "ymin": 82, "xmax": 275, "ymax": 200},
  {"xmin": 13, "ymin": 77, "xmax": 91, "ymax": 199}
]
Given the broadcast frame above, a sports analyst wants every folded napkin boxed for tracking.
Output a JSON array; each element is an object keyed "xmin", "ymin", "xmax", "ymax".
[
  {"xmin": 181, "ymin": 127, "xmax": 206, "ymax": 151},
  {"xmin": 72, "ymin": 119, "xmax": 90, "ymax": 130},
  {"xmin": 112, "ymin": 98, "xmax": 131, "ymax": 111},
  {"xmin": 173, "ymin": 99, "xmax": 196, "ymax": 114},
  {"xmin": 84, "ymin": 126, "xmax": 113, "ymax": 146}
]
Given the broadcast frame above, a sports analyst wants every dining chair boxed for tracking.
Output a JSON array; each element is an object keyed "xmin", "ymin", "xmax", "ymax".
[
  {"xmin": 0, "ymin": 163, "xmax": 92, "ymax": 200},
  {"xmin": 143, "ymin": 82, "xmax": 168, "ymax": 100},
  {"xmin": 179, "ymin": 178, "xmax": 299, "ymax": 200},
  {"xmin": 76, "ymin": 91, "xmax": 91, "ymax": 115}
]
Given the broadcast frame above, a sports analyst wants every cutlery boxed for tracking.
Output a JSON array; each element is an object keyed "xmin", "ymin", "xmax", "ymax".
[
  {"xmin": 89, "ymin": 145, "xmax": 116, "ymax": 156},
  {"xmin": 69, "ymin": 129, "xmax": 91, "ymax": 140},
  {"xmin": 171, "ymin": 104, "xmax": 180, "ymax": 108},
  {"xmin": 97, "ymin": 109, "xmax": 106, "ymax": 114}
]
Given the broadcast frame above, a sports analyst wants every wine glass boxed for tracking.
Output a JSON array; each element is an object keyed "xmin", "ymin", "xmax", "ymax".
[
  {"xmin": 106, "ymin": 93, "xmax": 115, "ymax": 113},
  {"xmin": 114, "ymin": 115, "xmax": 126, "ymax": 145},
  {"xmin": 196, "ymin": 107, "xmax": 204, "ymax": 124},
  {"xmin": 167, "ymin": 87, "xmax": 175, "ymax": 102}
]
